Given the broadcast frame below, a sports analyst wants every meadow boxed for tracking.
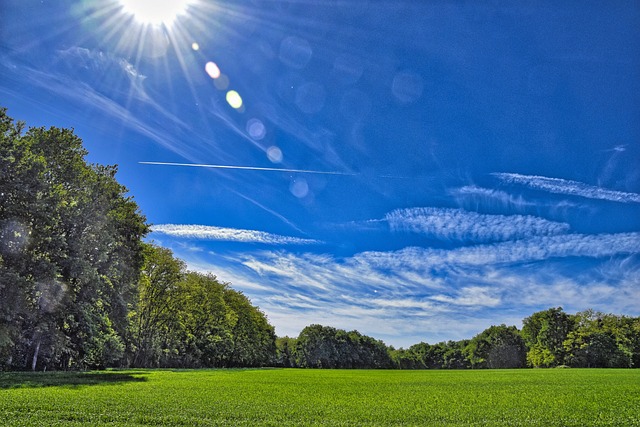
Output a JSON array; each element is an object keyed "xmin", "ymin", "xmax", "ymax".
[{"xmin": 1, "ymin": 369, "xmax": 638, "ymax": 426}]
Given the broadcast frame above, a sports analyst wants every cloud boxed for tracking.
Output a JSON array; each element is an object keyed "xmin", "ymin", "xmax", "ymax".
[
  {"xmin": 385, "ymin": 207, "xmax": 570, "ymax": 242},
  {"xmin": 56, "ymin": 47, "xmax": 148, "ymax": 98},
  {"xmin": 140, "ymin": 161, "xmax": 357, "ymax": 176},
  {"xmin": 362, "ymin": 232, "xmax": 640, "ymax": 268},
  {"xmin": 494, "ymin": 172, "xmax": 640, "ymax": 203},
  {"xmin": 163, "ymin": 233, "xmax": 640, "ymax": 347},
  {"xmin": 151, "ymin": 224, "xmax": 321, "ymax": 245},
  {"xmin": 450, "ymin": 185, "xmax": 535, "ymax": 211},
  {"xmin": 430, "ymin": 286, "xmax": 501, "ymax": 307},
  {"xmin": 0, "ymin": 47, "xmax": 200, "ymax": 161},
  {"xmin": 232, "ymin": 191, "xmax": 306, "ymax": 235}
]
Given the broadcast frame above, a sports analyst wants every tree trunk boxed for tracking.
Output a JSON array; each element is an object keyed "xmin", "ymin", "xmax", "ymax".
[{"xmin": 32, "ymin": 336, "xmax": 41, "ymax": 371}]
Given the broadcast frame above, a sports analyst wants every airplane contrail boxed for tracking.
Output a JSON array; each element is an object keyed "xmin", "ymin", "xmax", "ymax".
[{"xmin": 139, "ymin": 161, "xmax": 358, "ymax": 176}]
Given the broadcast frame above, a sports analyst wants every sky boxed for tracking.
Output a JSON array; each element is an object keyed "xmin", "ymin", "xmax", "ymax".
[{"xmin": 1, "ymin": 0, "xmax": 639, "ymax": 348}]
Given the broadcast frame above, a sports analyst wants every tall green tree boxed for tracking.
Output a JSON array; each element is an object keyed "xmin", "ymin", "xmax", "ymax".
[
  {"xmin": 521, "ymin": 307, "xmax": 574, "ymax": 368},
  {"xmin": 129, "ymin": 244, "xmax": 185, "ymax": 367},
  {"xmin": 0, "ymin": 108, "xmax": 148, "ymax": 370},
  {"xmin": 563, "ymin": 310, "xmax": 633, "ymax": 368},
  {"xmin": 223, "ymin": 288, "xmax": 276, "ymax": 367},
  {"xmin": 127, "ymin": 244, "xmax": 277, "ymax": 368},
  {"xmin": 175, "ymin": 272, "xmax": 236, "ymax": 367}
]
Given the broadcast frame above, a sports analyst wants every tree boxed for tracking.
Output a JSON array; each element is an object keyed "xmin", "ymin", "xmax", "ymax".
[
  {"xmin": 563, "ymin": 310, "xmax": 632, "ymax": 368},
  {"xmin": 440, "ymin": 340, "xmax": 471, "ymax": 369},
  {"xmin": 466, "ymin": 325, "xmax": 527, "ymax": 369},
  {"xmin": 172, "ymin": 272, "xmax": 236, "ymax": 367},
  {"xmin": 294, "ymin": 324, "xmax": 392, "ymax": 369},
  {"xmin": 521, "ymin": 307, "xmax": 574, "ymax": 368},
  {"xmin": 221, "ymin": 286, "xmax": 276, "ymax": 367},
  {"xmin": 275, "ymin": 336, "xmax": 298, "ymax": 367},
  {"xmin": 0, "ymin": 108, "xmax": 148, "ymax": 370},
  {"xmin": 129, "ymin": 244, "xmax": 185, "ymax": 367}
]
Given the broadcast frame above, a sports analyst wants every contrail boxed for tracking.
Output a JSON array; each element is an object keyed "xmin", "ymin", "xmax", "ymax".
[{"xmin": 139, "ymin": 161, "xmax": 358, "ymax": 176}]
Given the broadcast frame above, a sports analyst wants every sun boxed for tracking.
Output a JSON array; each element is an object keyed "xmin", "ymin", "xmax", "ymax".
[{"xmin": 118, "ymin": 0, "xmax": 194, "ymax": 27}]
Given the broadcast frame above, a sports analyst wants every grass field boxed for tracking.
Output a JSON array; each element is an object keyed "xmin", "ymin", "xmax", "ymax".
[{"xmin": 1, "ymin": 368, "xmax": 639, "ymax": 426}]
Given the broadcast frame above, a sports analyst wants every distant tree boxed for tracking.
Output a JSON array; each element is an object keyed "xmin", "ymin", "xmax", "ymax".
[
  {"xmin": 295, "ymin": 324, "xmax": 338, "ymax": 368},
  {"xmin": 294, "ymin": 324, "xmax": 392, "ymax": 369},
  {"xmin": 521, "ymin": 307, "xmax": 574, "ymax": 368},
  {"xmin": 563, "ymin": 310, "xmax": 632, "ymax": 368},
  {"xmin": 466, "ymin": 325, "xmax": 527, "ymax": 369},
  {"xmin": 275, "ymin": 336, "xmax": 298, "ymax": 367},
  {"xmin": 347, "ymin": 330, "xmax": 393, "ymax": 369},
  {"xmin": 440, "ymin": 340, "xmax": 471, "ymax": 369},
  {"xmin": 389, "ymin": 340, "xmax": 470, "ymax": 370},
  {"xmin": 389, "ymin": 347, "xmax": 422, "ymax": 369}
]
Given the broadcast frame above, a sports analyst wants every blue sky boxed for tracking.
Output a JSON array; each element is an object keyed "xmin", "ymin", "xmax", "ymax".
[{"xmin": 2, "ymin": 0, "xmax": 639, "ymax": 347}]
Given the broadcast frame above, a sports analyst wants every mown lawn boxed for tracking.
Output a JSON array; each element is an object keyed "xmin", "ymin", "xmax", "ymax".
[{"xmin": 1, "ymin": 368, "xmax": 638, "ymax": 426}]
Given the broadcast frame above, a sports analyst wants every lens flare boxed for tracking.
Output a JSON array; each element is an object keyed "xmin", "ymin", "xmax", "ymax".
[
  {"xmin": 247, "ymin": 118, "xmax": 266, "ymax": 140},
  {"xmin": 290, "ymin": 178, "xmax": 309, "ymax": 198},
  {"xmin": 205, "ymin": 61, "xmax": 221, "ymax": 79},
  {"xmin": 214, "ymin": 75, "xmax": 230, "ymax": 90},
  {"xmin": 226, "ymin": 90, "xmax": 243, "ymax": 109},
  {"xmin": 267, "ymin": 146, "xmax": 283, "ymax": 163}
]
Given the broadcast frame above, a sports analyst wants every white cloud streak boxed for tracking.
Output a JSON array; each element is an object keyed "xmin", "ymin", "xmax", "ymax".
[
  {"xmin": 385, "ymin": 207, "xmax": 569, "ymax": 242},
  {"xmin": 451, "ymin": 185, "xmax": 534, "ymax": 210},
  {"xmin": 430, "ymin": 286, "xmax": 501, "ymax": 307},
  {"xmin": 362, "ymin": 232, "xmax": 640, "ymax": 269},
  {"xmin": 151, "ymin": 224, "xmax": 321, "ymax": 245},
  {"xmin": 140, "ymin": 161, "xmax": 357, "ymax": 176},
  {"xmin": 494, "ymin": 172, "xmax": 640, "ymax": 203}
]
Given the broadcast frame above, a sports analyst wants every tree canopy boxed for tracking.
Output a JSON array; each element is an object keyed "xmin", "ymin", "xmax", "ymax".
[{"xmin": 1, "ymin": 108, "xmax": 148, "ymax": 370}]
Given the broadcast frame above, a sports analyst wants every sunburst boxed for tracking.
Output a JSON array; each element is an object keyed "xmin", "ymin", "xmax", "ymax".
[{"xmin": 118, "ymin": 0, "xmax": 194, "ymax": 27}]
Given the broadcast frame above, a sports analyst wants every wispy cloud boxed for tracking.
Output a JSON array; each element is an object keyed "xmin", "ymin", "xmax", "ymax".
[
  {"xmin": 372, "ymin": 232, "xmax": 640, "ymax": 268},
  {"xmin": 385, "ymin": 207, "xmax": 569, "ymax": 242},
  {"xmin": 56, "ymin": 47, "xmax": 148, "ymax": 99},
  {"xmin": 162, "ymin": 233, "xmax": 640, "ymax": 347},
  {"xmin": 450, "ymin": 185, "xmax": 534, "ymax": 211},
  {"xmin": 151, "ymin": 224, "xmax": 321, "ymax": 245},
  {"xmin": 0, "ymin": 47, "xmax": 200, "ymax": 161},
  {"xmin": 232, "ymin": 191, "xmax": 306, "ymax": 235},
  {"xmin": 140, "ymin": 161, "xmax": 357, "ymax": 176},
  {"xmin": 430, "ymin": 286, "xmax": 501, "ymax": 307},
  {"xmin": 494, "ymin": 172, "xmax": 640, "ymax": 203}
]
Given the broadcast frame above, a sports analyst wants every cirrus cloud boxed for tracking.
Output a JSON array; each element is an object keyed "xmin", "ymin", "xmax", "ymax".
[
  {"xmin": 494, "ymin": 172, "xmax": 640, "ymax": 203},
  {"xmin": 152, "ymin": 224, "xmax": 321, "ymax": 245},
  {"xmin": 385, "ymin": 207, "xmax": 569, "ymax": 242}
]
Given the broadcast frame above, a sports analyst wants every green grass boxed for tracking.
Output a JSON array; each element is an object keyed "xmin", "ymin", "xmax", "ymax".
[{"xmin": 1, "ymin": 369, "xmax": 638, "ymax": 426}]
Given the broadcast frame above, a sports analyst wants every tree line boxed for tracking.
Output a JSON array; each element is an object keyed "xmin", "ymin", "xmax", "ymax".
[
  {"xmin": 275, "ymin": 308, "xmax": 640, "ymax": 369},
  {"xmin": 1, "ymin": 108, "xmax": 639, "ymax": 370}
]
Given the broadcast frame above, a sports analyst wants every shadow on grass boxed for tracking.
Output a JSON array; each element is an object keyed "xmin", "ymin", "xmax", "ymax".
[{"xmin": 0, "ymin": 371, "xmax": 147, "ymax": 389}]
